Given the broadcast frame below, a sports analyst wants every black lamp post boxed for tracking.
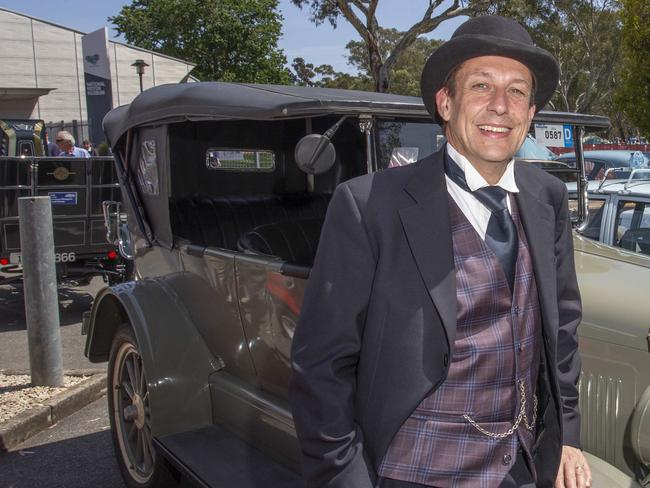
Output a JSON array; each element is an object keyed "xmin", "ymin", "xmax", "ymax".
[{"xmin": 131, "ymin": 59, "xmax": 150, "ymax": 93}]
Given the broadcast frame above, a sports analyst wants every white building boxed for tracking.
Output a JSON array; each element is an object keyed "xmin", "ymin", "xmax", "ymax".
[{"xmin": 0, "ymin": 7, "xmax": 196, "ymax": 143}]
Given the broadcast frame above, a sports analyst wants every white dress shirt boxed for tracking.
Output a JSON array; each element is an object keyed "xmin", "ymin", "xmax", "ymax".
[{"xmin": 444, "ymin": 143, "xmax": 519, "ymax": 240}]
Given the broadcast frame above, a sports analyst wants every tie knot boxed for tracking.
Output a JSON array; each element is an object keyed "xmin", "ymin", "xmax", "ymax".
[{"xmin": 474, "ymin": 186, "xmax": 508, "ymax": 213}]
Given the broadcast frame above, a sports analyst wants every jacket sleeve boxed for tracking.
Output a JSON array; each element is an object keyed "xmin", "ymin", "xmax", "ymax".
[
  {"xmin": 290, "ymin": 182, "xmax": 377, "ymax": 488},
  {"xmin": 553, "ymin": 184, "xmax": 583, "ymax": 448}
]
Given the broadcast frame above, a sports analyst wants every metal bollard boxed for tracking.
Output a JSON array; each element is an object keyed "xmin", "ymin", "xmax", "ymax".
[{"xmin": 18, "ymin": 196, "xmax": 63, "ymax": 387}]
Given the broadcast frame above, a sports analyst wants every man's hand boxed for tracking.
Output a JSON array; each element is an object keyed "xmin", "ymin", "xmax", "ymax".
[{"xmin": 555, "ymin": 445, "xmax": 592, "ymax": 488}]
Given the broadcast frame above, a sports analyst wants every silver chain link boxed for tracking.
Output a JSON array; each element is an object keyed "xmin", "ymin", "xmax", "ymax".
[{"xmin": 462, "ymin": 380, "xmax": 538, "ymax": 439}]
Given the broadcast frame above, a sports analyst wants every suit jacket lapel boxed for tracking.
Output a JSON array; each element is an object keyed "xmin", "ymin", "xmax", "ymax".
[
  {"xmin": 399, "ymin": 150, "xmax": 457, "ymax": 350},
  {"xmin": 515, "ymin": 165, "xmax": 558, "ymax": 352}
]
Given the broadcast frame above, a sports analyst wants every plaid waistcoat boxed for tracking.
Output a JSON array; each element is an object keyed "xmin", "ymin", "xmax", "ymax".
[{"xmin": 378, "ymin": 195, "xmax": 542, "ymax": 488}]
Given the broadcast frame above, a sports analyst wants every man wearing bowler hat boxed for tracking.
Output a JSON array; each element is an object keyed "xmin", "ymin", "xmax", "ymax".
[{"xmin": 290, "ymin": 15, "xmax": 590, "ymax": 488}]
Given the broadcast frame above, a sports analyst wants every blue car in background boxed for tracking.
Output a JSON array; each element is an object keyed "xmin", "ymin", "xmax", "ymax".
[{"xmin": 556, "ymin": 150, "xmax": 650, "ymax": 180}]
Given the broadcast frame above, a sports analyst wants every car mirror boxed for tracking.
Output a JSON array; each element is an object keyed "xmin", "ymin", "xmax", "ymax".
[
  {"xmin": 294, "ymin": 134, "xmax": 336, "ymax": 175},
  {"xmin": 102, "ymin": 200, "xmax": 121, "ymax": 246}
]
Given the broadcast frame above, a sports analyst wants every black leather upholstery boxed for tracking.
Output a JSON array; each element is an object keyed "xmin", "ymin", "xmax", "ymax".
[
  {"xmin": 169, "ymin": 193, "xmax": 330, "ymax": 252},
  {"xmin": 238, "ymin": 218, "xmax": 324, "ymax": 267}
]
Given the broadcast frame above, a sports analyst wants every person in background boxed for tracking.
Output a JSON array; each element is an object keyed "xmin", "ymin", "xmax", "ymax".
[
  {"xmin": 82, "ymin": 139, "xmax": 97, "ymax": 156},
  {"xmin": 43, "ymin": 131, "xmax": 60, "ymax": 156},
  {"xmin": 55, "ymin": 131, "xmax": 90, "ymax": 158}
]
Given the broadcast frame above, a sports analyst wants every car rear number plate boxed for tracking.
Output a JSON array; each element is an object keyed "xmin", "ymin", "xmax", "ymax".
[{"xmin": 9, "ymin": 252, "xmax": 76, "ymax": 264}]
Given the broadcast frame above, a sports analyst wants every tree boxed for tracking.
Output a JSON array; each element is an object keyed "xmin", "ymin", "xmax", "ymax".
[
  {"xmin": 616, "ymin": 0, "xmax": 650, "ymax": 136},
  {"xmin": 343, "ymin": 27, "xmax": 442, "ymax": 95},
  {"xmin": 289, "ymin": 0, "xmax": 492, "ymax": 92},
  {"xmin": 492, "ymin": 0, "xmax": 622, "ymax": 115},
  {"xmin": 110, "ymin": 0, "xmax": 290, "ymax": 83},
  {"xmin": 290, "ymin": 28, "xmax": 441, "ymax": 96}
]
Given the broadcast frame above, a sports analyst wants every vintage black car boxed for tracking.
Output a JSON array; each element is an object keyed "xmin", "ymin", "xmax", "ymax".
[
  {"xmin": 0, "ymin": 155, "xmax": 127, "ymax": 285},
  {"xmin": 0, "ymin": 118, "xmax": 45, "ymax": 157},
  {"xmin": 84, "ymin": 83, "xmax": 644, "ymax": 487}
]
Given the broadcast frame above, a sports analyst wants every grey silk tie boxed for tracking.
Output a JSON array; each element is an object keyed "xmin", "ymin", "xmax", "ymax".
[{"xmin": 444, "ymin": 153, "xmax": 518, "ymax": 292}]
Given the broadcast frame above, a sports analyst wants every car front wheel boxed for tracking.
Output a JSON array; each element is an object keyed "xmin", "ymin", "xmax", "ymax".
[{"xmin": 108, "ymin": 325, "xmax": 177, "ymax": 488}]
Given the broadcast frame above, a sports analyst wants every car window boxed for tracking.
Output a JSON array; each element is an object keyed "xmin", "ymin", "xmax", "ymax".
[
  {"xmin": 205, "ymin": 148, "xmax": 275, "ymax": 172},
  {"xmin": 614, "ymin": 200, "xmax": 650, "ymax": 255},
  {"xmin": 569, "ymin": 198, "xmax": 606, "ymax": 241},
  {"xmin": 375, "ymin": 120, "xmax": 443, "ymax": 170}
]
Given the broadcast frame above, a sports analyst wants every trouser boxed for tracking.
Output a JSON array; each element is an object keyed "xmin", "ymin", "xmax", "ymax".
[{"xmin": 376, "ymin": 449, "xmax": 536, "ymax": 488}]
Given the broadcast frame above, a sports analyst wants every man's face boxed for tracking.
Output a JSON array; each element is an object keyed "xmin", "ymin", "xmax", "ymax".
[
  {"xmin": 435, "ymin": 56, "xmax": 535, "ymax": 175},
  {"xmin": 56, "ymin": 135, "xmax": 72, "ymax": 152}
]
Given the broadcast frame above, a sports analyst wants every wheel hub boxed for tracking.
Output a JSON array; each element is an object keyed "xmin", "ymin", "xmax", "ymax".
[{"xmin": 123, "ymin": 393, "xmax": 145, "ymax": 429}]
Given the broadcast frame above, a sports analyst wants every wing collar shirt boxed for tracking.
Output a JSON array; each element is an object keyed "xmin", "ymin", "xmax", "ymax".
[{"xmin": 445, "ymin": 142, "xmax": 519, "ymax": 240}]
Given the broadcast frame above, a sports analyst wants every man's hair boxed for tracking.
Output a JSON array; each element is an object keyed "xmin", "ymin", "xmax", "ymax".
[
  {"xmin": 82, "ymin": 139, "xmax": 91, "ymax": 145},
  {"xmin": 57, "ymin": 130, "xmax": 75, "ymax": 145},
  {"xmin": 442, "ymin": 61, "xmax": 537, "ymax": 107}
]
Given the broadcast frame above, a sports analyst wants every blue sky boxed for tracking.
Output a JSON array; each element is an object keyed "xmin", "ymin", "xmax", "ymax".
[{"xmin": 0, "ymin": 0, "xmax": 465, "ymax": 73}]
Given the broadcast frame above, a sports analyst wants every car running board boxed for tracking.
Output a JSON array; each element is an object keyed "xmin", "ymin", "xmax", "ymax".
[{"xmin": 156, "ymin": 425, "xmax": 303, "ymax": 487}]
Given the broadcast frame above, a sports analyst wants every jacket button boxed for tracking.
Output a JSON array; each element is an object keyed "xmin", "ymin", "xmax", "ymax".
[
  {"xmin": 443, "ymin": 354, "xmax": 449, "ymax": 367},
  {"xmin": 502, "ymin": 454, "xmax": 512, "ymax": 465}
]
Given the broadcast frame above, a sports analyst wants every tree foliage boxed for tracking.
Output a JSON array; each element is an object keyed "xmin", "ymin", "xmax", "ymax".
[
  {"xmin": 616, "ymin": 0, "xmax": 650, "ymax": 136},
  {"xmin": 289, "ymin": 0, "xmax": 493, "ymax": 92},
  {"xmin": 491, "ymin": 0, "xmax": 621, "ymax": 115},
  {"xmin": 289, "ymin": 27, "xmax": 442, "ymax": 96},
  {"xmin": 290, "ymin": 0, "xmax": 638, "ymax": 137},
  {"xmin": 110, "ymin": 0, "xmax": 290, "ymax": 83},
  {"xmin": 343, "ymin": 28, "xmax": 443, "ymax": 95}
]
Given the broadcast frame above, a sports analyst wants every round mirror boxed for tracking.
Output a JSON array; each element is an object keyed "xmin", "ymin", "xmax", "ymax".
[{"xmin": 294, "ymin": 134, "xmax": 336, "ymax": 175}]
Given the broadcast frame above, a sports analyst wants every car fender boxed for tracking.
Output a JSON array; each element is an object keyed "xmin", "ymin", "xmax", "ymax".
[
  {"xmin": 584, "ymin": 451, "xmax": 643, "ymax": 487},
  {"xmin": 630, "ymin": 385, "xmax": 650, "ymax": 474},
  {"xmin": 85, "ymin": 273, "xmax": 221, "ymax": 437}
]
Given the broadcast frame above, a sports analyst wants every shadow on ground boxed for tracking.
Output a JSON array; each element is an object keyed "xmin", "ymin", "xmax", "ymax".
[
  {"xmin": 0, "ymin": 430, "xmax": 124, "ymax": 488},
  {"xmin": 0, "ymin": 280, "xmax": 101, "ymax": 332}
]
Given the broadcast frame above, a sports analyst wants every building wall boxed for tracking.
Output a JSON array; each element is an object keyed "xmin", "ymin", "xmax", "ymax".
[{"xmin": 0, "ymin": 9, "xmax": 195, "ymax": 142}]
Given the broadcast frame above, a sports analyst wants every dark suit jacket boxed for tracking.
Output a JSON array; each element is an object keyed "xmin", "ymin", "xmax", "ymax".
[{"xmin": 289, "ymin": 148, "xmax": 582, "ymax": 488}]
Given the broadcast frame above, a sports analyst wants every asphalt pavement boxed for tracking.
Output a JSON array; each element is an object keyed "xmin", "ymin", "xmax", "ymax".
[
  {"xmin": 0, "ymin": 398, "xmax": 125, "ymax": 488},
  {"xmin": 0, "ymin": 274, "xmax": 124, "ymax": 487},
  {"xmin": 0, "ymin": 275, "xmax": 105, "ymax": 372}
]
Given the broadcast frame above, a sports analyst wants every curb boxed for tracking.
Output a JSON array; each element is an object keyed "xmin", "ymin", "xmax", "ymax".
[{"xmin": 0, "ymin": 370, "xmax": 107, "ymax": 452}]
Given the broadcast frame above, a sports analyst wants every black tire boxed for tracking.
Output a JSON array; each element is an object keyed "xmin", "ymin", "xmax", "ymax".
[{"xmin": 108, "ymin": 325, "xmax": 179, "ymax": 488}]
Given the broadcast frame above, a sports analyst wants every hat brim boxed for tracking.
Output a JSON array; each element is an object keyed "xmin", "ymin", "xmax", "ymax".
[{"xmin": 421, "ymin": 34, "xmax": 559, "ymax": 123}]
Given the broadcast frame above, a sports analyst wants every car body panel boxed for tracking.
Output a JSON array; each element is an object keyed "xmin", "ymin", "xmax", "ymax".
[
  {"xmin": 583, "ymin": 451, "xmax": 643, "ymax": 488},
  {"xmin": 86, "ymin": 274, "xmax": 254, "ymax": 438},
  {"xmin": 574, "ymin": 235, "xmax": 650, "ymax": 479}
]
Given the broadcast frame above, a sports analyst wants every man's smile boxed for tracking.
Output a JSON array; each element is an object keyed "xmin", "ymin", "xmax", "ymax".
[{"xmin": 477, "ymin": 124, "xmax": 512, "ymax": 134}]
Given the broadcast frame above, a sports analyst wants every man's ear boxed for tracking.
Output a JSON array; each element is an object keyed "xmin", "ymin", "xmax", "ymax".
[
  {"xmin": 435, "ymin": 87, "xmax": 451, "ymax": 123},
  {"xmin": 527, "ymin": 104, "xmax": 536, "ymax": 124}
]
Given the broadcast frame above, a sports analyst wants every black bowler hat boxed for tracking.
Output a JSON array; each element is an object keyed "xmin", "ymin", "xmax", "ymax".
[{"xmin": 420, "ymin": 15, "xmax": 559, "ymax": 123}]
